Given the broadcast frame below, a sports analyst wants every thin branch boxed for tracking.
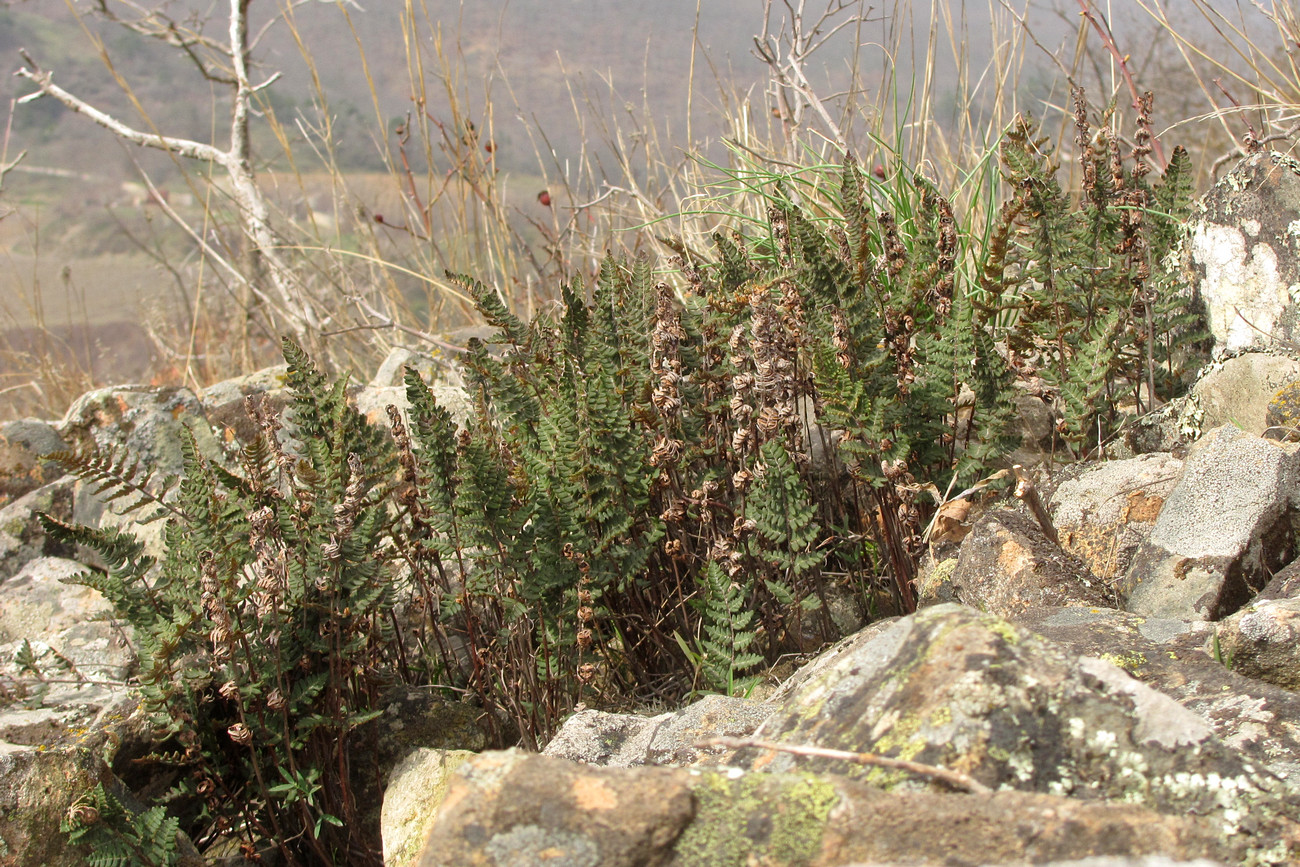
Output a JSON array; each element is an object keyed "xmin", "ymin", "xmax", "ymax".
[
  {"xmin": 15, "ymin": 54, "xmax": 226, "ymax": 164},
  {"xmin": 698, "ymin": 736, "xmax": 993, "ymax": 794}
]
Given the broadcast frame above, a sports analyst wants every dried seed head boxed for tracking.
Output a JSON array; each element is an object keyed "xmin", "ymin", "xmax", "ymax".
[
  {"xmin": 576, "ymin": 662, "xmax": 598, "ymax": 684},
  {"xmin": 227, "ymin": 723, "xmax": 253, "ymax": 746},
  {"xmin": 218, "ymin": 680, "xmax": 240, "ymax": 701},
  {"xmin": 576, "ymin": 628, "xmax": 593, "ymax": 650},
  {"xmin": 267, "ymin": 688, "xmax": 286, "ymax": 711}
]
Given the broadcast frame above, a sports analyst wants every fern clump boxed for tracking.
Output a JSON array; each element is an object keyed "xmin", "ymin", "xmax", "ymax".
[
  {"xmin": 44, "ymin": 337, "xmax": 408, "ymax": 866},
  {"xmin": 985, "ymin": 89, "xmax": 1204, "ymax": 452},
  {"xmin": 62, "ymin": 783, "xmax": 182, "ymax": 867}
]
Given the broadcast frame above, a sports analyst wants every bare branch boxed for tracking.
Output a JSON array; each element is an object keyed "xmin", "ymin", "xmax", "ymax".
[{"xmin": 15, "ymin": 54, "xmax": 226, "ymax": 163}]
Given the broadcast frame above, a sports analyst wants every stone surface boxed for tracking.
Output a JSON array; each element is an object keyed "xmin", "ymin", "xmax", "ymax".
[
  {"xmin": 415, "ymin": 749, "xmax": 1259, "ymax": 867},
  {"xmin": 1265, "ymin": 378, "xmax": 1300, "ymax": 440},
  {"xmin": 0, "ymin": 419, "xmax": 67, "ymax": 507},
  {"xmin": 543, "ymin": 694, "xmax": 774, "ymax": 769},
  {"xmin": 0, "ymin": 744, "xmax": 201, "ymax": 867},
  {"xmin": 416, "ymin": 749, "xmax": 695, "ymax": 867},
  {"xmin": 921, "ymin": 506, "xmax": 1108, "ymax": 615},
  {"xmin": 1193, "ymin": 353, "xmax": 1300, "ymax": 435},
  {"xmin": 382, "ymin": 748, "xmax": 474, "ymax": 867},
  {"xmin": 1120, "ymin": 425, "xmax": 1300, "ymax": 620},
  {"xmin": 1050, "ymin": 452, "xmax": 1183, "ymax": 588},
  {"xmin": 0, "ymin": 478, "xmax": 76, "ymax": 582},
  {"xmin": 741, "ymin": 604, "xmax": 1298, "ymax": 862},
  {"xmin": 1177, "ymin": 151, "xmax": 1300, "ymax": 353},
  {"xmin": 58, "ymin": 384, "xmax": 221, "ymax": 479},
  {"xmin": 1010, "ymin": 605, "xmax": 1300, "ymax": 782},
  {"xmin": 0, "ymin": 556, "xmax": 132, "ymax": 689},
  {"xmin": 1215, "ymin": 596, "xmax": 1300, "ymax": 691}
]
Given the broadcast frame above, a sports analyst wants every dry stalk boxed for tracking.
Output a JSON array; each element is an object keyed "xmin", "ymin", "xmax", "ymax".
[{"xmin": 699, "ymin": 736, "xmax": 992, "ymax": 794}]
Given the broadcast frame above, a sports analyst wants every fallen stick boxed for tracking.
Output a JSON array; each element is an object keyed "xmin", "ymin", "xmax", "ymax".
[{"xmin": 696, "ymin": 736, "xmax": 992, "ymax": 794}]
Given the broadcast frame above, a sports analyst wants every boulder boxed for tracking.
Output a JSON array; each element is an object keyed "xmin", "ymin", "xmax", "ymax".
[
  {"xmin": 58, "ymin": 385, "xmax": 220, "ymax": 479},
  {"xmin": 0, "ymin": 556, "xmax": 132, "ymax": 688},
  {"xmin": 543, "ymin": 693, "xmax": 774, "ymax": 769},
  {"xmin": 0, "ymin": 478, "xmax": 76, "ymax": 582},
  {"xmin": 1050, "ymin": 453, "xmax": 1183, "ymax": 588},
  {"xmin": 0, "ymin": 744, "xmax": 200, "ymax": 867},
  {"xmin": 381, "ymin": 748, "xmax": 474, "ymax": 867},
  {"xmin": 198, "ymin": 364, "xmax": 289, "ymax": 445},
  {"xmin": 1215, "ymin": 596, "xmax": 1300, "ymax": 691},
  {"xmin": 1120, "ymin": 425, "xmax": 1300, "ymax": 620},
  {"xmin": 1177, "ymin": 150, "xmax": 1300, "ymax": 354},
  {"xmin": 414, "ymin": 749, "xmax": 1255, "ymax": 867},
  {"xmin": 742, "ymin": 604, "xmax": 1298, "ymax": 861},
  {"xmin": 0, "ymin": 419, "xmax": 67, "ymax": 507},
  {"xmin": 921, "ymin": 506, "xmax": 1108, "ymax": 615},
  {"xmin": 1192, "ymin": 353, "xmax": 1300, "ymax": 435},
  {"xmin": 1009, "ymin": 605, "xmax": 1300, "ymax": 781}
]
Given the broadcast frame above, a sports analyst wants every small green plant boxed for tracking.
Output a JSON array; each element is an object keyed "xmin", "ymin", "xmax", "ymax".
[
  {"xmin": 984, "ymin": 89, "xmax": 1203, "ymax": 453},
  {"xmin": 43, "ymin": 337, "xmax": 407, "ymax": 866},
  {"xmin": 62, "ymin": 783, "xmax": 181, "ymax": 867}
]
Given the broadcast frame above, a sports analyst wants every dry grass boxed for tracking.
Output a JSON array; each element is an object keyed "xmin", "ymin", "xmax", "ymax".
[{"xmin": 0, "ymin": 0, "xmax": 1296, "ymax": 421}]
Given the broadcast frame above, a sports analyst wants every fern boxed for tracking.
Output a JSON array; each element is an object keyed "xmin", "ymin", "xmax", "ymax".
[
  {"xmin": 694, "ymin": 561, "xmax": 762, "ymax": 696},
  {"xmin": 62, "ymin": 783, "xmax": 181, "ymax": 867}
]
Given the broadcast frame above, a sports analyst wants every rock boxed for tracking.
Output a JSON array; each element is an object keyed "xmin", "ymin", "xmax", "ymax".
[
  {"xmin": 370, "ymin": 347, "xmax": 444, "ymax": 389},
  {"xmin": 741, "ymin": 604, "xmax": 1298, "ymax": 861},
  {"xmin": 1009, "ymin": 605, "xmax": 1300, "ymax": 782},
  {"xmin": 354, "ymin": 381, "xmax": 473, "ymax": 431},
  {"xmin": 0, "ymin": 478, "xmax": 76, "ymax": 582},
  {"xmin": 0, "ymin": 556, "xmax": 132, "ymax": 690},
  {"xmin": 1256, "ymin": 557, "xmax": 1300, "ymax": 601},
  {"xmin": 414, "ymin": 749, "xmax": 1257, "ymax": 867},
  {"xmin": 58, "ymin": 385, "xmax": 220, "ymax": 479},
  {"xmin": 0, "ymin": 745, "xmax": 201, "ymax": 867},
  {"xmin": 0, "ymin": 419, "xmax": 67, "ymax": 507},
  {"xmin": 1266, "ymin": 378, "xmax": 1300, "ymax": 440},
  {"xmin": 543, "ymin": 694, "xmax": 774, "ymax": 769},
  {"xmin": 1177, "ymin": 150, "xmax": 1300, "ymax": 354},
  {"xmin": 381, "ymin": 748, "xmax": 474, "ymax": 867},
  {"xmin": 1050, "ymin": 452, "xmax": 1183, "ymax": 588},
  {"xmin": 1215, "ymin": 596, "xmax": 1300, "ymax": 691},
  {"xmin": 922, "ymin": 506, "xmax": 1109, "ymax": 615},
  {"xmin": 1192, "ymin": 353, "xmax": 1300, "ymax": 435},
  {"xmin": 199, "ymin": 365, "xmax": 289, "ymax": 445},
  {"xmin": 416, "ymin": 749, "xmax": 694, "ymax": 867},
  {"xmin": 1120, "ymin": 425, "xmax": 1300, "ymax": 620},
  {"xmin": 1124, "ymin": 394, "xmax": 1203, "ymax": 455}
]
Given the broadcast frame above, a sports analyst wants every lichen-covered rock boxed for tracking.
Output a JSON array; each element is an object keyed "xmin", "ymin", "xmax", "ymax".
[
  {"xmin": 0, "ymin": 419, "xmax": 67, "ymax": 507},
  {"xmin": 1192, "ymin": 353, "xmax": 1300, "ymax": 435},
  {"xmin": 743, "ymin": 604, "xmax": 1298, "ymax": 862},
  {"xmin": 0, "ymin": 478, "xmax": 75, "ymax": 582},
  {"xmin": 1215, "ymin": 596, "xmax": 1300, "ymax": 691},
  {"xmin": 543, "ymin": 694, "xmax": 774, "ymax": 769},
  {"xmin": 0, "ymin": 556, "xmax": 132, "ymax": 688},
  {"xmin": 58, "ymin": 385, "xmax": 220, "ymax": 479},
  {"xmin": 198, "ymin": 364, "xmax": 289, "ymax": 445},
  {"xmin": 0, "ymin": 745, "xmax": 201, "ymax": 867},
  {"xmin": 416, "ymin": 749, "xmax": 695, "ymax": 867},
  {"xmin": 382, "ymin": 748, "xmax": 474, "ymax": 867},
  {"xmin": 1120, "ymin": 425, "xmax": 1300, "ymax": 620},
  {"xmin": 1265, "ymin": 378, "xmax": 1300, "ymax": 440},
  {"xmin": 923, "ymin": 506, "xmax": 1108, "ymax": 615},
  {"xmin": 1177, "ymin": 151, "xmax": 1300, "ymax": 354},
  {"xmin": 414, "ymin": 749, "xmax": 1261, "ymax": 867},
  {"xmin": 1050, "ymin": 453, "xmax": 1183, "ymax": 587},
  {"xmin": 1009, "ymin": 605, "xmax": 1300, "ymax": 782}
]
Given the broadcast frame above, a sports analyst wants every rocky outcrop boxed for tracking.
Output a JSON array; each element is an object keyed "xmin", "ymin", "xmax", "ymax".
[
  {"xmin": 1050, "ymin": 452, "xmax": 1182, "ymax": 587},
  {"xmin": 920, "ymin": 506, "xmax": 1108, "ymax": 614},
  {"xmin": 415, "ymin": 749, "xmax": 1245, "ymax": 867},
  {"xmin": 1177, "ymin": 150, "xmax": 1300, "ymax": 353},
  {"xmin": 1119, "ymin": 424, "xmax": 1300, "ymax": 620}
]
